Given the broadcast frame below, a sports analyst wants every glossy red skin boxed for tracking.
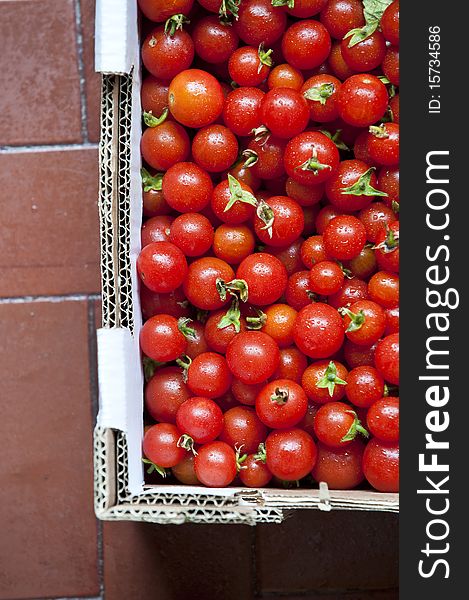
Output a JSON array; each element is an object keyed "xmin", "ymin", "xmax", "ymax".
[
  {"xmin": 232, "ymin": 378, "xmax": 266, "ymax": 406},
  {"xmin": 145, "ymin": 367, "xmax": 190, "ymax": 423},
  {"xmin": 162, "ymin": 162, "xmax": 213, "ymax": 213},
  {"xmin": 226, "ymin": 331, "xmax": 280, "ymax": 385},
  {"xmin": 284, "ymin": 131, "xmax": 340, "ymax": 185},
  {"xmin": 301, "ymin": 74, "xmax": 342, "ymax": 123},
  {"xmin": 385, "ymin": 306, "xmax": 399, "ymax": 336},
  {"xmin": 343, "ymin": 299, "xmax": 386, "ymax": 346},
  {"xmin": 264, "ymin": 175, "xmax": 287, "ymax": 195},
  {"xmin": 223, "ymin": 87, "xmax": 264, "ymax": 137},
  {"xmin": 138, "ymin": 241, "xmax": 188, "ymax": 293},
  {"xmin": 268, "ymin": 64, "xmax": 304, "ymax": 91},
  {"xmin": 213, "ymin": 224, "xmax": 255, "ymax": 265},
  {"xmin": 187, "ymin": 352, "xmax": 233, "ymax": 398},
  {"xmin": 140, "ymin": 314, "xmax": 187, "ymax": 362},
  {"xmin": 141, "ymin": 76, "xmax": 170, "ymax": 116},
  {"xmin": 363, "ymin": 439, "xmax": 399, "ymax": 492},
  {"xmin": 211, "ymin": 178, "xmax": 257, "ymax": 225},
  {"xmin": 172, "ymin": 453, "xmax": 200, "ymax": 485},
  {"xmin": 368, "ymin": 271, "xmax": 399, "ymax": 308},
  {"xmin": 375, "ymin": 221, "xmax": 399, "ymax": 273},
  {"xmin": 142, "ymin": 28, "xmax": 194, "ymax": 80},
  {"xmin": 140, "ymin": 286, "xmax": 191, "ymax": 321},
  {"xmin": 309, "ymin": 260, "xmax": 344, "ymax": 296},
  {"xmin": 194, "ymin": 441, "xmax": 238, "ymax": 487},
  {"xmin": 176, "ymin": 396, "xmax": 224, "ymax": 444},
  {"xmin": 293, "ymin": 302, "xmax": 345, "ymax": 359},
  {"xmin": 320, "ymin": 0, "xmax": 365, "ymax": 39},
  {"xmin": 327, "ymin": 42, "xmax": 356, "ymax": 80},
  {"xmin": 381, "ymin": 0, "xmax": 399, "ymax": 46},
  {"xmin": 138, "ymin": 0, "xmax": 194, "ymax": 22},
  {"xmin": 286, "ymin": 179, "xmax": 324, "ymax": 207},
  {"xmin": 287, "ymin": 0, "xmax": 328, "ymax": 18},
  {"xmin": 234, "ymin": 0, "xmax": 287, "ymax": 47},
  {"xmin": 185, "ymin": 321, "xmax": 210, "ymax": 360},
  {"xmin": 141, "ymin": 121, "xmax": 190, "ymax": 172},
  {"xmin": 239, "ymin": 455, "xmax": 272, "ymax": 487},
  {"xmin": 343, "ymin": 340, "xmax": 377, "ymax": 369},
  {"xmin": 367, "ymin": 123, "xmax": 400, "ymax": 167},
  {"xmin": 314, "ymin": 401, "xmax": 362, "ymax": 447},
  {"xmin": 266, "ymin": 428, "xmax": 317, "ymax": 481},
  {"xmin": 337, "ymin": 74, "xmax": 388, "ymax": 127},
  {"xmin": 285, "ymin": 270, "xmax": 314, "ymax": 311},
  {"xmin": 312, "ymin": 440, "xmax": 365, "ymax": 489},
  {"xmin": 374, "ymin": 333, "xmax": 399, "ymax": 385},
  {"xmin": 248, "ymin": 137, "xmax": 287, "ymax": 180},
  {"xmin": 204, "ymin": 310, "xmax": 247, "ymax": 354},
  {"xmin": 328, "ymin": 277, "xmax": 369, "ymax": 310},
  {"xmin": 193, "ymin": 16, "xmax": 239, "ymax": 64},
  {"xmin": 261, "ymin": 88, "xmax": 310, "ymax": 139},
  {"xmin": 256, "ymin": 379, "xmax": 308, "ymax": 429},
  {"xmin": 282, "ymin": 20, "xmax": 332, "ymax": 71},
  {"xmin": 192, "ymin": 125, "xmax": 239, "ymax": 173},
  {"xmin": 262, "ymin": 304, "xmax": 297, "ymax": 348},
  {"xmin": 143, "ymin": 423, "xmax": 186, "ymax": 468},
  {"xmin": 228, "ymin": 46, "xmax": 271, "ymax": 87},
  {"xmin": 227, "ymin": 161, "xmax": 262, "ymax": 193},
  {"xmin": 346, "ymin": 247, "xmax": 377, "ymax": 280},
  {"xmin": 301, "ymin": 236, "xmax": 327, "ymax": 268},
  {"xmin": 353, "ymin": 130, "xmax": 376, "ymax": 165},
  {"xmin": 169, "ymin": 213, "xmax": 214, "ymax": 257},
  {"xmin": 237, "ymin": 253, "xmax": 288, "ymax": 306},
  {"xmin": 219, "ymin": 406, "xmax": 268, "ymax": 454},
  {"xmin": 141, "ymin": 215, "xmax": 173, "ymax": 247},
  {"xmin": 367, "ymin": 397, "xmax": 399, "ymax": 442},
  {"xmin": 302, "ymin": 360, "xmax": 348, "ymax": 404},
  {"xmin": 378, "ymin": 167, "xmax": 400, "ymax": 207},
  {"xmin": 345, "ymin": 365, "xmax": 384, "ymax": 408},
  {"xmin": 197, "ymin": 0, "xmax": 225, "ymax": 12},
  {"xmin": 143, "ymin": 187, "xmax": 171, "ymax": 218},
  {"xmin": 272, "ymin": 346, "xmax": 308, "ymax": 383},
  {"xmin": 168, "ymin": 69, "xmax": 224, "ymax": 128},
  {"xmin": 254, "ymin": 196, "xmax": 304, "ymax": 247},
  {"xmin": 383, "ymin": 46, "xmax": 400, "ymax": 86},
  {"xmin": 323, "ymin": 215, "xmax": 367, "ymax": 260},
  {"xmin": 265, "ymin": 239, "xmax": 304, "ymax": 276},
  {"xmin": 325, "ymin": 160, "xmax": 377, "ymax": 213},
  {"xmin": 359, "ymin": 202, "xmax": 395, "ymax": 243},
  {"xmin": 390, "ymin": 94, "xmax": 399, "ymax": 124},
  {"xmin": 341, "ymin": 30, "xmax": 386, "ymax": 72},
  {"xmin": 183, "ymin": 257, "xmax": 234, "ymax": 311}
]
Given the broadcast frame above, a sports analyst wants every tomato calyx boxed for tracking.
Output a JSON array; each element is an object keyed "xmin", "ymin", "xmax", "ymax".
[
  {"xmin": 251, "ymin": 125, "xmax": 271, "ymax": 145},
  {"xmin": 143, "ymin": 356, "xmax": 165, "ymax": 382},
  {"xmin": 242, "ymin": 149, "xmax": 259, "ymax": 168},
  {"xmin": 256, "ymin": 200, "xmax": 275, "ymax": 238},
  {"xmin": 373, "ymin": 226, "xmax": 400, "ymax": 253},
  {"xmin": 235, "ymin": 445, "xmax": 249, "ymax": 471},
  {"xmin": 217, "ymin": 297, "xmax": 243, "ymax": 332},
  {"xmin": 164, "ymin": 14, "xmax": 190, "ymax": 37},
  {"xmin": 270, "ymin": 387, "xmax": 289, "ymax": 405},
  {"xmin": 304, "ymin": 83, "xmax": 335, "ymax": 106},
  {"xmin": 296, "ymin": 148, "xmax": 332, "ymax": 176},
  {"xmin": 339, "ymin": 307, "xmax": 367, "ymax": 332},
  {"xmin": 258, "ymin": 43, "xmax": 274, "ymax": 73},
  {"xmin": 271, "ymin": 0, "xmax": 295, "ymax": 7},
  {"xmin": 225, "ymin": 174, "xmax": 258, "ymax": 212},
  {"xmin": 384, "ymin": 383, "xmax": 399, "ymax": 397},
  {"xmin": 177, "ymin": 433, "xmax": 198, "ymax": 455},
  {"xmin": 340, "ymin": 167, "xmax": 388, "ymax": 198},
  {"xmin": 306, "ymin": 290, "xmax": 319, "ymax": 302},
  {"xmin": 143, "ymin": 109, "xmax": 169, "ymax": 128},
  {"xmin": 378, "ymin": 76, "xmax": 396, "ymax": 100},
  {"xmin": 392, "ymin": 201, "xmax": 400, "ymax": 214},
  {"xmin": 142, "ymin": 458, "xmax": 168, "ymax": 477},
  {"xmin": 344, "ymin": 0, "xmax": 393, "ymax": 47},
  {"xmin": 253, "ymin": 442, "xmax": 267, "ymax": 464},
  {"xmin": 341, "ymin": 410, "xmax": 370, "ymax": 443},
  {"xmin": 219, "ymin": 0, "xmax": 241, "ymax": 24},
  {"xmin": 178, "ymin": 317, "xmax": 197, "ymax": 340},
  {"xmin": 337, "ymin": 261, "xmax": 354, "ymax": 279},
  {"xmin": 317, "ymin": 361, "xmax": 348, "ymax": 397},
  {"xmin": 176, "ymin": 354, "xmax": 192, "ymax": 382},
  {"xmin": 141, "ymin": 167, "xmax": 163, "ymax": 192},
  {"xmin": 246, "ymin": 308, "xmax": 268, "ymax": 330},
  {"xmin": 319, "ymin": 130, "xmax": 350, "ymax": 152},
  {"xmin": 216, "ymin": 277, "xmax": 249, "ymax": 303},
  {"xmin": 369, "ymin": 124, "xmax": 390, "ymax": 139}
]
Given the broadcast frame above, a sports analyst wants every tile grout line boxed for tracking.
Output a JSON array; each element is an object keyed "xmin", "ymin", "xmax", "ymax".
[
  {"xmin": 0, "ymin": 293, "xmax": 101, "ymax": 304},
  {"xmin": 73, "ymin": 0, "xmax": 90, "ymax": 143},
  {"xmin": 0, "ymin": 142, "xmax": 98, "ymax": 153}
]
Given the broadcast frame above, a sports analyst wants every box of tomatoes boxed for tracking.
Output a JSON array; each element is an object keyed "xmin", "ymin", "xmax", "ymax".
[{"xmin": 94, "ymin": 0, "xmax": 400, "ymax": 524}]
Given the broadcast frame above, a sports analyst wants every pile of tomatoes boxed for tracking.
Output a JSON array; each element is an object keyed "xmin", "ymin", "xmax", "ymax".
[{"xmin": 137, "ymin": 0, "xmax": 399, "ymax": 493}]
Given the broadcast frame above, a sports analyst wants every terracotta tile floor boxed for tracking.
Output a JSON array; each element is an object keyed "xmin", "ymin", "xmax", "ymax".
[{"xmin": 0, "ymin": 2, "xmax": 398, "ymax": 598}]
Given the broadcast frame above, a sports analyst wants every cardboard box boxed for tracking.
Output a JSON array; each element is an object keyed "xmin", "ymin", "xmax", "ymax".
[{"xmin": 93, "ymin": 0, "xmax": 399, "ymax": 524}]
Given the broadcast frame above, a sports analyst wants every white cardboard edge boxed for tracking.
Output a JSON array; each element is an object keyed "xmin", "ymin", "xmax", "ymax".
[{"xmin": 95, "ymin": 0, "xmax": 138, "ymax": 74}]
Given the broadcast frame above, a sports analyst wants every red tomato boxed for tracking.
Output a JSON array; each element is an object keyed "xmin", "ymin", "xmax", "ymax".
[
  {"xmin": 336, "ymin": 74, "xmax": 388, "ymax": 127},
  {"xmin": 143, "ymin": 423, "xmax": 186, "ymax": 469},
  {"xmin": 140, "ymin": 314, "xmax": 187, "ymax": 362},
  {"xmin": 232, "ymin": 378, "xmax": 266, "ymax": 406},
  {"xmin": 194, "ymin": 441, "xmax": 238, "ymax": 487},
  {"xmin": 286, "ymin": 179, "xmax": 324, "ymax": 207},
  {"xmin": 341, "ymin": 31, "xmax": 386, "ymax": 72},
  {"xmin": 375, "ymin": 221, "xmax": 400, "ymax": 273},
  {"xmin": 141, "ymin": 215, "xmax": 173, "ymax": 247},
  {"xmin": 239, "ymin": 454, "xmax": 272, "ymax": 487},
  {"xmin": 313, "ymin": 401, "xmax": 368, "ymax": 447},
  {"xmin": 285, "ymin": 270, "xmax": 314, "ymax": 311},
  {"xmin": 381, "ymin": 1, "xmax": 400, "ymax": 46},
  {"xmin": 223, "ymin": 87, "xmax": 265, "ymax": 137},
  {"xmin": 211, "ymin": 177, "xmax": 257, "ymax": 225},
  {"xmin": 162, "ymin": 162, "xmax": 213, "ymax": 213},
  {"xmin": 367, "ymin": 397, "xmax": 399, "ymax": 443},
  {"xmin": 248, "ymin": 136, "xmax": 287, "ymax": 180},
  {"xmin": 187, "ymin": 352, "xmax": 233, "ymax": 398},
  {"xmin": 254, "ymin": 196, "xmax": 305, "ymax": 247},
  {"xmin": 341, "ymin": 299, "xmax": 387, "ymax": 346},
  {"xmin": 272, "ymin": 346, "xmax": 308, "ymax": 383},
  {"xmin": 301, "ymin": 74, "xmax": 342, "ymax": 123},
  {"xmin": 137, "ymin": 241, "xmax": 188, "ymax": 293},
  {"xmin": 264, "ymin": 239, "xmax": 304, "ymax": 276},
  {"xmin": 142, "ymin": 27, "xmax": 194, "ymax": 80},
  {"xmin": 256, "ymin": 379, "xmax": 308, "ymax": 429},
  {"xmin": 192, "ymin": 125, "xmax": 239, "ymax": 173},
  {"xmin": 234, "ymin": 0, "xmax": 287, "ymax": 47},
  {"xmin": 213, "ymin": 224, "xmax": 256, "ymax": 265},
  {"xmin": 176, "ymin": 396, "xmax": 224, "ymax": 444},
  {"xmin": 343, "ymin": 340, "xmax": 377, "ymax": 369},
  {"xmin": 219, "ymin": 406, "xmax": 268, "ymax": 454},
  {"xmin": 261, "ymin": 304, "xmax": 297, "ymax": 348},
  {"xmin": 359, "ymin": 202, "xmax": 396, "ymax": 243},
  {"xmin": 366, "ymin": 123, "xmax": 400, "ymax": 167},
  {"xmin": 301, "ymin": 360, "xmax": 348, "ymax": 404},
  {"xmin": 145, "ymin": 367, "xmax": 190, "ymax": 423},
  {"xmin": 141, "ymin": 76, "xmax": 170, "ymax": 117},
  {"xmin": 363, "ymin": 439, "xmax": 399, "ymax": 492},
  {"xmin": 237, "ymin": 253, "xmax": 288, "ymax": 306},
  {"xmin": 293, "ymin": 302, "xmax": 345, "ymax": 359},
  {"xmin": 193, "ymin": 16, "xmax": 239, "ymax": 64},
  {"xmin": 284, "ymin": 131, "xmax": 340, "ymax": 185},
  {"xmin": 265, "ymin": 428, "xmax": 317, "ymax": 481},
  {"xmin": 268, "ymin": 64, "xmax": 304, "ymax": 91},
  {"xmin": 324, "ymin": 160, "xmax": 383, "ymax": 213},
  {"xmin": 141, "ymin": 121, "xmax": 190, "ymax": 171},
  {"xmin": 169, "ymin": 69, "xmax": 224, "ymax": 128},
  {"xmin": 140, "ymin": 286, "xmax": 191, "ymax": 321},
  {"xmin": 204, "ymin": 309, "xmax": 247, "ymax": 354},
  {"xmin": 226, "ymin": 331, "xmax": 280, "ymax": 385},
  {"xmin": 312, "ymin": 440, "xmax": 365, "ymax": 489},
  {"xmin": 183, "ymin": 257, "xmax": 234, "ymax": 310},
  {"xmin": 287, "ymin": 0, "xmax": 328, "ymax": 18},
  {"xmin": 301, "ymin": 235, "xmax": 327, "ymax": 268},
  {"xmin": 368, "ymin": 271, "xmax": 400, "ymax": 309},
  {"xmin": 172, "ymin": 453, "xmax": 200, "ymax": 485},
  {"xmin": 229, "ymin": 45, "xmax": 272, "ymax": 87},
  {"xmin": 345, "ymin": 365, "xmax": 385, "ymax": 408},
  {"xmin": 323, "ymin": 215, "xmax": 367, "ymax": 260},
  {"xmin": 374, "ymin": 333, "xmax": 399, "ymax": 385},
  {"xmin": 320, "ymin": 0, "xmax": 365, "ymax": 40},
  {"xmin": 260, "ymin": 88, "xmax": 310, "ymax": 139},
  {"xmin": 138, "ymin": 0, "xmax": 194, "ymax": 22},
  {"xmin": 328, "ymin": 277, "xmax": 369, "ymax": 310},
  {"xmin": 282, "ymin": 20, "xmax": 332, "ymax": 70},
  {"xmin": 169, "ymin": 213, "xmax": 214, "ymax": 257},
  {"xmin": 309, "ymin": 260, "xmax": 345, "ymax": 296}
]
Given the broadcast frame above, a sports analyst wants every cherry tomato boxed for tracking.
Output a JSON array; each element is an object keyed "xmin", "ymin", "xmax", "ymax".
[
  {"xmin": 314, "ymin": 401, "xmax": 368, "ymax": 447},
  {"xmin": 237, "ymin": 253, "xmax": 288, "ymax": 306},
  {"xmin": 143, "ymin": 423, "xmax": 186, "ymax": 469},
  {"xmin": 239, "ymin": 454, "xmax": 272, "ymax": 487},
  {"xmin": 229, "ymin": 45, "xmax": 272, "ymax": 87},
  {"xmin": 183, "ymin": 257, "xmax": 234, "ymax": 310},
  {"xmin": 145, "ymin": 367, "xmax": 190, "ymax": 423},
  {"xmin": 261, "ymin": 304, "xmax": 297, "ymax": 348},
  {"xmin": 287, "ymin": 0, "xmax": 328, "ymax": 18},
  {"xmin": 140, "ymin": 286, "xmax": 191, "ymax": 320},
  {"xmin": 272, "ymin": 346, "xmax": 308, "ymax": 383},
  {"xmin": 162, "ymin": 162, "xmax": 213, "ymax": 213},
  {"xmin": 341, "ymin": 31, "xmax": 386, "ymax": 72},
  {"xmin": 284, "ymin": 131, "xmax": 340, "ymax": 185},
  {"xmin": 327, "ymin": 41, "xmax": 356, "ymax": 80},
  {"xmin": 346, "ymin": 248, "xmax": 377, "ymax": 280},
  {"xmin": 378, "ymin": 167, "xmax": 400, "ymax": 208},
  {"xmin": 366, "ymin": 123, "xmax": 400, "ymax": 167},
  {"xmin": 226, "ymin": 331, "xmax": 280, "ymax": 385},
  {"xmin": 375, "ymin": 221, "xmax": 399, "ymax": 273},
  {"xmin": 141, "ymin": 75, "xmax": 170, "ymax": 116},
  {"xmin": 301, "ymin": 74, "xmax": 342, "ymax": 123},
  {"xmin": 169, "ymin": 69, "xmax": 224, "ymax": 128},
  {"xmin": 336, "ymin": 74, "xmax": 388, "ymax": 127},
  {"xmin": 227, "ymin": 160, "xmax": 262, "ymax": 193},
  {"xmin": 302, "ymin": 360, "xmax": 348, "ymax": 403},
  {"xmin": 325, "ymin": 160, "xmax": 383, "ymax": 213},
  {"xmin": 265, "ymin": 239, "xmax": 304, "ymax": 275},
  {"xmin": 248, "ymin": 136, "xmax": 288, "ymax": 180},
  {"xmin": 358, "ymin": 201, "xmax": 396, "ymax": 243},
  {"xmin": 232, "ymin": 378, "xmax": 266, "ymax": 406},
  {"xmin": 138, "ymin": 0, "xmax": 194, "ymax": 22},
  {"xmin": 320, "ymin": 0, "xmax": 365, "ymax": 40},
  {"xmin": 345, "ymin": 365, "xmax": 385, "ymax": 408},
  {"xmin": 282, "ymin": 20, "xmax": 332, "ymax": 71},
  {"xmin": 194, "ymin": 441, "xmax": 238, "ymax": 487},
  {"xmin": 223, "ymin": 87, "xmax": 265, "ymax": 137},
  {"xmin": 193, "ymin": 15, "xmax": 239, "ymax": 64},
  {"xmin": 140, "ymin": 314, "xmax": 188, "ymax": 362},
  {"xmin": 328, "ymin": 277, "xmax": 369, "ymax": 309},
  {"xmin": 169, "ymin": 213, "xmax": 214, "ymax": 257},
  {"xmin": 204, "ymin": 309, "xmax": 247, "ymax": 354},
  {"xmin": 286, "ymin": 179, "xmax": 324, "ymax": 207},
  {"xmin": 368, "ymin": 271, "xmax": 399, "ymax": 308},
  {"xmin": 260, "ymin": 88, "xmax": 310, "ymax": 139},
  {"xmin": 265, "ymin": 428, "xmax": 317, "ymax": 481},
  {"xmin": 176, "ymin": 396, "xmax": 224, "ymax": 444},
  {"xmin": 141, "ymin": 215, "xmax": 173, "ymax": 247},
  {"xmin": 285, "ymin": 270, "xmax": 314, "ymax": 311},
  {"xmin": 192, "ymin": 125, "xmax": 239, "ymax": 173},
  {"xmin": 268, "ymin": 64, "xmax": 304, "ymax": 91},
  {"xmin": 343, "ymin": 340, "xmax": 377, "ymax": 369},
  {"xmin": 374, "ymin": 333, "xmax": 399, "ymax": 385},
  {"xmin": 187, "ymin": 352, "xmax": 233, "ymax": 398},
  {"xmin": 390, "ymin": 94, "xmax": 400, "ymax": 124},
  {"xmin": 310, "ymin": 260, "xmax": 345, "ymax": 296},
  {"xmin": 184, "ymin": 320, "xmax": 210, "ymax": 360},
  {"xmin": 141, "ymin": 121, "xmax": 190, "ymax": 172},
  {"xmin": 220, "ymin": 406, "xmax": 268, "ymax": 454},
  {"xmin": 172, "ymin": 453, "xmax": 200, "ymax": 485},
  {"xmin": 234, "ymin": 0, "xmax": 287, "ymax": 47},
  {"xmin": 138, "ymin": 241, "xmax": 188, "ymax": 293},
  {"xmin": 367, "ymin": 397, "xmax": 399, "ymax": 443},
  {"xmin": 363, "ymin": 438, "xmax": 399, "ymax": 492},
  {"xmin": 301, "ymin": 235, "xmax": 327, "ymax": 268},
  {"xmin": 213, "ymin": 224, "xmax": 255, "ymax": 265},
  {"xmin": 341, "ymin": 299, "xmax": 386, "ymax": 346},
  {"xmin": 383, "ymin": 46, "xmax": 400, "ymax": 86},
  {"xmin": 312, "ymin": 440, "xmax": 365, "ymax": 489},
  {"xmin": 142, "ymin": 177, "xmax": 171, "ymax": 218},
  {"xmin": 381, "ymin": 0, "xmax": 399, "ymax": 46},
  {"xmin": 254, "ymin": 196, "xmax": 304, "ymax": 247},
  {"xmin": 142, "ymin": 27, "xmax": 194, "ymax": 80},
  {"xmin": 212, "ymin": 177, "xmax": 257, "ymax": 226},
  {"xmin": 256, "ymin": 379, "xmax": 308, "ymax": 429},
  {"xmin": 385, "ymin": 306, "xmax": 399, "ymax": 336},
  {"xmin": 293, "ymin": 302, "xmax": 345, "ymax": 359}
]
